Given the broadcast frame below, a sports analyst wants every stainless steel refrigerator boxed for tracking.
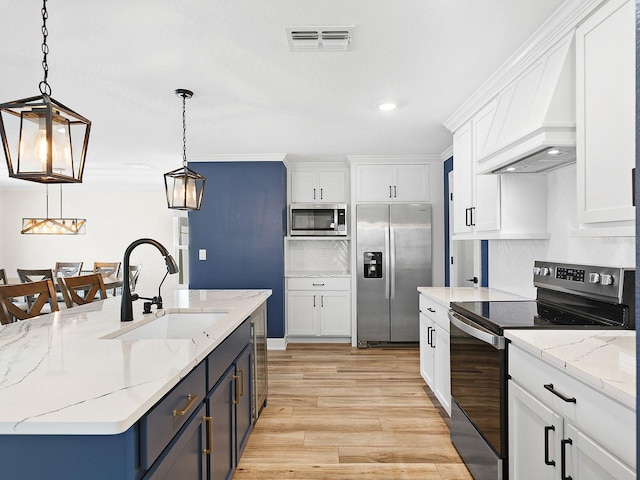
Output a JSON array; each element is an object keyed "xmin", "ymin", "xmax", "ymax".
[{"xmin": 356, "ymin": 203, "xmax": 432, "ymax": 346}]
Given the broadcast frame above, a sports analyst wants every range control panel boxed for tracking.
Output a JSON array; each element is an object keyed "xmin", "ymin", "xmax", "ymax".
[
  {"xmin": 533, "ymin": 261, "xmax": 632, "ymax": 303},
  {"xmin": 555, "ymin": 267, "xmax": 585, "ymax": 282}
]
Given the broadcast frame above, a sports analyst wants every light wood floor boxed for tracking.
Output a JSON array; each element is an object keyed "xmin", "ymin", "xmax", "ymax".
[{"xmin": 234, "ymin": 343, "xmax": 473, "ymax": 480}]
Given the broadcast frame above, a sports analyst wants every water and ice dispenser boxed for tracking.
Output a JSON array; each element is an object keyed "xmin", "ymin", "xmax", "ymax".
[{"xmin": 363, "ymin": 252, "xmax": 382, "ymax": 278}]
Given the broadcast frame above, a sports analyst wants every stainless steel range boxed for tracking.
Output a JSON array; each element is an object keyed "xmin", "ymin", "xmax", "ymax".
[{"xmin": 448, "ymin": 261, "xmax": 635, "ymax": 480}]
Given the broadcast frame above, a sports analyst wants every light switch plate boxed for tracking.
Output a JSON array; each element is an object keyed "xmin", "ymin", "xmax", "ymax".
[{"xmin": 199, "ymin": 249, "xmax": 207, "ymax": 260}]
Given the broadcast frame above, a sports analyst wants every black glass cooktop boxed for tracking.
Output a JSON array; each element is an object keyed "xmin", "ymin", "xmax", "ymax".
[{"xmin": 450, "ymin": 298, "xmax": 626, "ymax": 335}]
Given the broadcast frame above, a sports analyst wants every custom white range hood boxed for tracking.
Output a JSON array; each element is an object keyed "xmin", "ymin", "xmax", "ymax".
[{"xmin": 475, "ymin": 34, "xmax": 576, "ymax": 174}]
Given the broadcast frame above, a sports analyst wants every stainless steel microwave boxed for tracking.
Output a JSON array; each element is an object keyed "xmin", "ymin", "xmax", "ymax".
[{"xmin": 289, "ymin": 203, "xmax": 347, "ymax": 236}]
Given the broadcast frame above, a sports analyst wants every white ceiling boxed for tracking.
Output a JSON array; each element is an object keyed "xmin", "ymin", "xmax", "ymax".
[{"xmin": 0, "ymin": 0, "xmax": 565, "ymax": 191}]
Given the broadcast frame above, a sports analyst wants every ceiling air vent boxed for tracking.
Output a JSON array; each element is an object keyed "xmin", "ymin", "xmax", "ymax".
[{"xmin": 286, "ymin": 26, "xmax": 354, "ymax": 51}]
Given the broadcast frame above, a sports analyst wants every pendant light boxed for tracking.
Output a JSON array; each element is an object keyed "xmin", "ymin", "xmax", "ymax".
[
  {"xmin": 21, "ymin": 185, "xmax": 86, "ymax": 235},
  {"xmin": 164, "ymin": 89, "xmax": 205, "ymax": 211},
  {"xmin": 0, "ymin": 0, "xmax": 91, "ymax": 184}
]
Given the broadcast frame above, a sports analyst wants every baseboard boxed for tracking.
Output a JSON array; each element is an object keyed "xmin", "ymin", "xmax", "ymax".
[{"xmin": 267, "ymin": 337, "xmax": 288, "ymax": 350}]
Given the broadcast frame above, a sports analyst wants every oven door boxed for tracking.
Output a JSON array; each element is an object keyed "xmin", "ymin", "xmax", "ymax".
[{"xmin": 449, "ymin": 310, "xmax": 507, "ymax": 480}]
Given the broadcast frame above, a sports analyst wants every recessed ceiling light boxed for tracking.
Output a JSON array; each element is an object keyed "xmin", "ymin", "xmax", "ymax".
[
  {"xmin": 505, "ymin": 167, "xmax": 517, "ymax": 171},
  {"xmin": 547, "ymin": 149, "xmax": 561, "ymax": 155},
  {"xmin": 378, "ymin": 103, "xmax": 397, "ymax": 111}
]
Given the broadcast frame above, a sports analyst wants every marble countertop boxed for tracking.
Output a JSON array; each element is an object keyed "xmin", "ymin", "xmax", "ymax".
[
  {"xmin": 505, "ymin": 330, "xmax": 636, "ymax": 409},
  {"xmin": 417, "ymin": 287, "xmax": 530, "ymax": 307},
  {"xmin": 0, "ymin": 289, "xmax": 271, "ymax": 436}
]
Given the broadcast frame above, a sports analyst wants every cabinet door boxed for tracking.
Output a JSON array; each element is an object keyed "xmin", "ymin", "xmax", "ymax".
[
  {"xmin": 393, "ymin": 165, "xmax": 430, "ymax": 201},
  {"xmin": 208, "ymin": 366, "xmax": 236, "ymax": 480},
  {"xmin": 419, "ymin": 313, "xmax": 435, "ymax": 389},
  {"xmin": 432, "ymin": 323, "xmax": 450, "ymax": 416},
  {"xmin": 291, "ymin": 171, "xmax": 318, "ymax": 203},
  {"xmin": 452, "ymin": 121, "xmax": 474, "ymax": 234},
  {"xmin": 564, "ymin": 423, "xmax": 635, "ymax": 480},
  {"xmin": 287, "ymin": 291, "xmax": 317, "ymax": 335},
  {"xmin": 508, "ymin": 381, "xmax": 561, "ymax": 480},
  {"xmin": 235, "ymin": 346, "xmax": 253, "ymax": 459},
  {"xmin": 576, "ymin": 0, "xmax": 635, "ymax": 225},
  {"xmin": 356, "ymin": 165, "xmax": 394, "ymax": 201},
  {"xmin": 317, "ymin": 170, "xmax": 346, "ymax": 203},
  {"xmin": 145, "ymin": 403, "xmax": 206, "ymax": 480},
  {"xmin": 318, "ymin": 291, "xmax": 351, "ymax": 336}
]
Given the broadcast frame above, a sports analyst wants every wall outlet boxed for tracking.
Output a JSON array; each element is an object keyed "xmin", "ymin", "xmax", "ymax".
[{"xmin": 199, "ymin": 249, "xmax": 207, "ymax": 260}]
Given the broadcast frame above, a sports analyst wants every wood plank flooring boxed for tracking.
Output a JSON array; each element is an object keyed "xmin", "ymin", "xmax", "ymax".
[{"xmin": 234, "ymin": 344, "xmax": 473, "ymax": 480}]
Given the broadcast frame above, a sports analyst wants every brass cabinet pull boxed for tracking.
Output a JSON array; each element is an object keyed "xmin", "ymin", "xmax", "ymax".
[
  {"xmin": 238, "ymin": 368, "xmax": 245, "ymax": 398},
  {"xmin": 172, "ymin": 393, "xmax": 198, "ymax": 417},
  {"xmin": 202, "ymin": 416, "xmax": 213, "ymax": 455},
  {"xmin": 233, "ymin": 375, "xmax": 240, "ymax": 404}
]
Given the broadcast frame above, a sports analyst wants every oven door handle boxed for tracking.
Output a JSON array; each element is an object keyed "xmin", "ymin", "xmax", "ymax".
[{"xmin": 448, "ymin": 311, "xmax": 505, "ymax": 350}]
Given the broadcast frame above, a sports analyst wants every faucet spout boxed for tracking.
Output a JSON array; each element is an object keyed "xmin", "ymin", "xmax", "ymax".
[{"xmin": 120, "ymin": 238, "xmax": 179, "ymax": 322}]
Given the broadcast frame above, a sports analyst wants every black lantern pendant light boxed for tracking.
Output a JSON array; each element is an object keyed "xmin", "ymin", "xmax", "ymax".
[
  {"xmin": 164, "ymin": 89, "xmax": 205, "ymax": 211},
  {"xmin": 0, "ymin": 0, "xmax": 91, "ymax": 184}
]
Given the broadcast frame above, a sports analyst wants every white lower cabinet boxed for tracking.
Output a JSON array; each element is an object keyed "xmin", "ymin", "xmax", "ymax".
[
  {"xmin": 286, "ymin": 277, "xmax": 351, "ymax": 339},
  {"xmin": 509, "ymin": 344, "xmax": 635, "ymax": 480},
  {"xmin": 418, "ymin": 294, "xmax": 450, "ymax": 415}
]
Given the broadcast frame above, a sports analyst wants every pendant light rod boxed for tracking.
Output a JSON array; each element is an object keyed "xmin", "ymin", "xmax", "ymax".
[{"xmin": 175, "ymin": 89, "xmax": 193, "ymax": 168}]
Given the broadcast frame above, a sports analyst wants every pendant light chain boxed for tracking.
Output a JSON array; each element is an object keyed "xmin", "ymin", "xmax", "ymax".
[
  {"xmin": 181, "ymin": 93, "xmax": 188, "ymax": 167},
  {"xmin": 39, "ymin": 0, "xmax": 51, "ymax": 96}
]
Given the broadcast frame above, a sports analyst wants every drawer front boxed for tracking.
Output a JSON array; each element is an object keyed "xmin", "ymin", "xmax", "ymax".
[
  {"xmin": 140, "ymin": 361, "xmax": 206, "ymax": 470},
  {"xmin": 287, "ymin": 277, "xmax": 350, "ymax": 291},
  {"xmin": 509, "ymin": 344, "xmax": 635, "ymax": 468},
  {"xmin": 207, "ymin": 318, "xmax": 251, "ymax": 390},
  {"xmin": 419, "ymin": 294, "xmax": 445, "ymax": 326}
]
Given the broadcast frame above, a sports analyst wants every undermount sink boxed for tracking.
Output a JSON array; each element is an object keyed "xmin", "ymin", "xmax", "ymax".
[{"xmin": 112, "ymin": 312, "xmax": 229, "ymax": 340}]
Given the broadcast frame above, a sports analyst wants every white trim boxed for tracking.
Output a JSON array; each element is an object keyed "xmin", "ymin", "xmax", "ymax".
[
  {"xmin": 347, "ymin": 154, "xmax": 441, "ymax": 166},
  {"xmin": 189, "ymin": 153, "xmax": 288, "ymax": 164},
  {"xmin": 267, "ymin": 337, "xmax": 288, "ymax": 350},
  {"xmin": 440, "ymin": 146, "xmax": 453, "ymax": 162},
  {"xmin": 286, "ymin": 337, "xmax": 352, "ymax": 344},
  {"xmin": 444, "ymin": 0, "xmax": 607, "ymax": 133}
]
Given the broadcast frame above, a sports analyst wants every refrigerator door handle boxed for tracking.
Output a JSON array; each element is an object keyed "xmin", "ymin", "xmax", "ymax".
[
  {"xmin": 384, "ymin": 226, "xmax": 390, "ymax": 299},
  {"xmin": 390, "ymin": 226, "xmax": 396, "ymax": 299}
]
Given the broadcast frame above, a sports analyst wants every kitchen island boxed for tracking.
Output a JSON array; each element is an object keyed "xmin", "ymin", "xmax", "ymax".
[{"xmin": 0, "ymin": 289, "xmax": 271, "ymax": 479}]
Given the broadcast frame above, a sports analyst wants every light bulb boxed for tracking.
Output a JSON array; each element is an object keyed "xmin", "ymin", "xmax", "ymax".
[{"xmin": 34, "ymin": 125, "xmax": 49, "ymax": 169}]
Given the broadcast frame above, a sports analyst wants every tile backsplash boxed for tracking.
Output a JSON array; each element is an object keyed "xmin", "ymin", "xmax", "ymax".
[
  {"xmin": 286, "ymin": 239, "xmax": 351, "ymax": 275},
  {"xmin": 489, "ymin": 165, "xmax": 635, "ymax": 298}
]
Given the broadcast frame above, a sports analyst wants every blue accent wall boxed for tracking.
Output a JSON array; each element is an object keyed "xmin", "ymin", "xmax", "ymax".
[
  {"xmin": 444, "ymin": 157, "xmax": 453, "ymax": 287},
  {"xmin": 188, "ymin": 162, "xmax": 287, "ymax": 338},
  {"xmin": 481, "ymin": 240, "xmax": 489, "ymax": 287}
]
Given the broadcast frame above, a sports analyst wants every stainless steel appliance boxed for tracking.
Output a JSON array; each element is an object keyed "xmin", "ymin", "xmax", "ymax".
[
  {"xmin": 289, "ymin": 203, "xmax": 347, "ymax": 236},
  {"xmin": 356, "ymin": 203, "xmax": 432, "ymax": 346},
  {"xmin": 249, "ymin": 301, "xmax": 268, "ymax": 420},
  {"xmin": 448, "ymin": 261, "xmax": 635, "ymax": 480}
]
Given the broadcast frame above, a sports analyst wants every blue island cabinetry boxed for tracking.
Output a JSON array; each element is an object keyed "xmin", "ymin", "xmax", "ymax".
[{"xmin": 0, "ymin": 318, "xmax": 255, "ymax": 480}]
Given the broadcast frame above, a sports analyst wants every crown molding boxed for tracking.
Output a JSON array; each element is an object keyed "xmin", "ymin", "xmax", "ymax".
[
  {"xmin": 444, "ymin": 0, "xmax": 606, "ymax": 133},
  {"xmin": 346, "ymin": 154, "xmax": 441, "ymax": 166}
]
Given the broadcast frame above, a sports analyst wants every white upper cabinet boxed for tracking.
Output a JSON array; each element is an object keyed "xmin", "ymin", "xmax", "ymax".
[
  {"xmin": 575, "ymin": 0, "xmax": 635, "ymax": 235},
  {"xmin": 291, "ymin": 169, "xmax": 347, "ymax": 203},
  {"xmin": 452, "ymin": 107, "xmax": 547, "ymax": 239},
  {"xmin": 355, "ymin": 164, "xmax": 430, "ymax": 202}
]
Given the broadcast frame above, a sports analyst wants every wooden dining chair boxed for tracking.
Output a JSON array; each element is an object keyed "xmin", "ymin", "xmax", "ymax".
[
  {"xmin": 57, "ymin": 273, "xmax": 108, "ymax": 308},
  {"xmin": 0, "ymin": 269, "xmax": 7, "ymax": 285},
  {"xmin": 55, "ymin": 262, "xmax": 84, "ymax": 278},
  {"xmin": 129, "ymin": 264, "xmax": 142, "ymax": 293},
  {"xmin": 17, "ymin": 268, "xmax": 55, "ymax": 307},
  {"xmin": 0, "ymin": 280, "xmax": 59, "ymax": 325},
  {"xmin": 93, "ymin": 262, "xmax": 121, "ymax": 296}
]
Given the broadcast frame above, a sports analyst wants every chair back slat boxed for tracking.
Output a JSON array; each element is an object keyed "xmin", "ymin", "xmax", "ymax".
[
  {"xmin": 57, "ymin": 274, "xmax": 107, "ymax": 308},
  {"xmin": 0, "ymin": 280, "xmax": 59, "ymax": 324},
  {"xmin": 55, "ymin": 262, "xmax": 83, "ymax": 278},
  {"xmin": 0, "ymin": 269, "xmax": 6, "ymax": 285}
]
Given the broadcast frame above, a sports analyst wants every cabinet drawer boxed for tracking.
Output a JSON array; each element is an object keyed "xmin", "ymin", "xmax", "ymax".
[
  {"xmin": 287, "ymin": 277, "xmax": 350, "ymax": 291},
  {"xmin": 140, "ymin": 362, "xmax": 206, "ymax": 470},
  {"xmin": 509, "ymin": 344, "xmax": 635, "ymax": 468},
  {"xmin": 419, "ymin": 295, "xmax": 447, "ymax": 330}
]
